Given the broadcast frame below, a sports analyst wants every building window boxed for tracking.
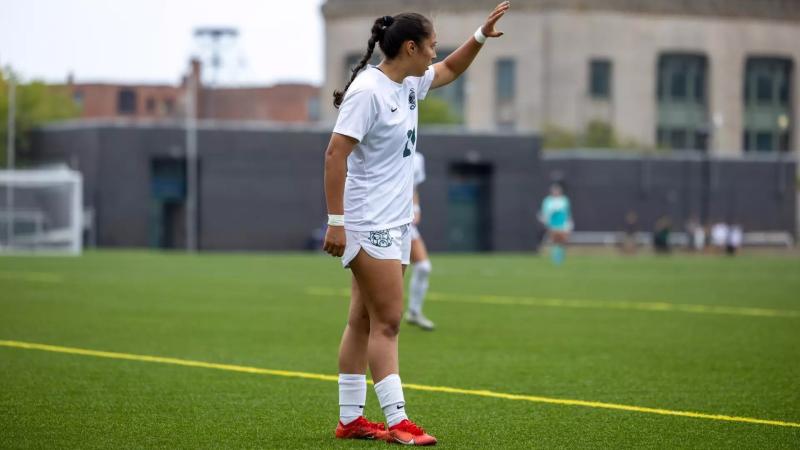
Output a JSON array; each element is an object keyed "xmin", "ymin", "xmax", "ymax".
[
  {"xmin": 73, "ymin": 90, "xmax": 84, "ymax": 108},
  {"xmin": 164, "ymin": 98, "xmax": 175, "ymax": 114},
  {"xmin": 743, "ymin": 57, "xmax": 793, "ymax": 152},
  {"xmin": 495, "ymin": 58, "xmax": 516, "ymax": 128},
  {"xmin": 656, "ymin": 53, "xmax": 709, "ymax": 150},
  {"xmin": 146, "ymin": 97, "xmax": 156, "ymax": 113},
  {"xmin": 589, "ymin": 59, "xmax": 611, "ymax": 99},
  {"xmin": 658, "ymin": 54, "xmax": 706, "ymax": 104},
  {"xmin": 117, "ymin": 89, "xmax": 137, "ymax": 114}
]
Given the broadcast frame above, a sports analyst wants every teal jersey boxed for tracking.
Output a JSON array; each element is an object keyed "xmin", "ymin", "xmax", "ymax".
[{"xmin": 541, "ymin": 195, "xmax": 571, "ymax": 229}]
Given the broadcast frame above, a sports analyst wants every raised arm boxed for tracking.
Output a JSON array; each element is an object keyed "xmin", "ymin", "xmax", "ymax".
[
  {"xmin": 431, "ymin": 1, "xmax": 510, "ymax": 89},
  {"xmin": 323, "ymin": 132, "xmax": 358, "ymax": 257}
]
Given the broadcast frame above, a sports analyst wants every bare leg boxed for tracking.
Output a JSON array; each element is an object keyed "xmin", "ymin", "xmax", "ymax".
[
  {"xmin": 337, "ymin": 276, "xmax": 370, "ymax": 374},
  {"xmin": 410, "ymin": 237, "xmax": 428, "ymax": 263},
  {"xmin": 350, "ymin": 249, "xmax": 405, "ymax": 382}
]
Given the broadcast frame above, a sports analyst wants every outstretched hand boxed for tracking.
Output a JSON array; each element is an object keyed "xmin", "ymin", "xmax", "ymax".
[{"xmin": 482, "ymin": 1, "xmax": 510, "ymax": 38}]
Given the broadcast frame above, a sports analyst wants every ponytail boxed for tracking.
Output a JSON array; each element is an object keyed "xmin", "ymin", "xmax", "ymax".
[{"xmin": 333, "ymin": 15, "xmax": 394, "ymax": 108}]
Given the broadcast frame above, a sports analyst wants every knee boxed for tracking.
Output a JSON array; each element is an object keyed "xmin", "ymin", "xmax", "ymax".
[
  {"xmin": 374, "ymin": 319, "xmax": 401, "ymax": 339},
  {"xmin": 415, "ymin": 259, "xmax": 432, "ymax": 275},
  {"xmin": 348, "ymin": 311, "xmax": 370, "ymax": 335}
]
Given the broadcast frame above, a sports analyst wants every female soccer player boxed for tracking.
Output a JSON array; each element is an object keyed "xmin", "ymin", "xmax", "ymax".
[
  {"xmin": 323, "ymin": 2, "xmax": 510, "ymax": 445},
  {"xmin": 405, "ymin": 151, "xmax": 435, "ymax": 331},
  {"xmin": 539, "ymin": 183, "xmax": 573, "ymax": 265}
]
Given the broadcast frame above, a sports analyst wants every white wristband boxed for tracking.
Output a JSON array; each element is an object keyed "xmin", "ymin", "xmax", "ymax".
[
  {"xmin": 413, "ymin": 205, "xmax": 421, "ymax": 214},
  {"xmin": 327, "ymin": 214, "xmax": 345, "ymax": 226},
  {"xmin": 473, "ymin": 26, "xmax": 487, "ymax": 44}
]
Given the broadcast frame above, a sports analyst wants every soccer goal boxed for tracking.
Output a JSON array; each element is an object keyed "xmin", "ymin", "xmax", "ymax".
[{"xmin": 0, "ymin": 166, "xmax": 83, "ymax": 255}]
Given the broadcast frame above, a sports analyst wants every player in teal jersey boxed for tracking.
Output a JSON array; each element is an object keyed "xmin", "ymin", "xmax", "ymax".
[{"xmin": 539, "ymin": 183, "xmax": 573, "ymax": 265}]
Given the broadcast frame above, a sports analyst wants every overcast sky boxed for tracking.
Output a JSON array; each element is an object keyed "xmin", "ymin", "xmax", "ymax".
[{"xmin": 0, "ymin": 0, "xmax": 326, "ymax": 86}]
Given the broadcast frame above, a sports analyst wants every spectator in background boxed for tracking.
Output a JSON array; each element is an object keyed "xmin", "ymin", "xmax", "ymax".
[
  {"xmin": 621, "ymin": 210, "xmax": 638, "ymax": 254},
  {"xmin": 686, "ymin": 215, "xmax": 705, "ymax": 252},
  {"xmin": 653, "ymin": 216, "xmax": 672, "ymax": 253},
  {"xmin": 727, "ymin": 224, "xmax": 743, "ymax": 255},
  {"xmin": 711, "ymin": 221, "xmax": 729, "ymax": 254}
]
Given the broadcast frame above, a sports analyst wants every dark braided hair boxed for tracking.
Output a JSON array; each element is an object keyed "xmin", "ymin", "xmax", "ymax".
[{"xmin": 333, "ymin": 13, "xmax": 432, "ymax": 108}]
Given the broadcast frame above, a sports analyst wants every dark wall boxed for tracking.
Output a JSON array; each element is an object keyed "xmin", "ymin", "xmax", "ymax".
[
  {"xmin": 199, "ymin": 129, "xmax": 330, "ymax": 250},
  {"xmin": 541, "ymin": 154, "xmax": 797, "ymax": 233},
  {"xmin": 709, "ymin": 159, "xmax": 796, "ymax": 231},
  {"xmin": 31, "ymin": 126, "xmax": 187, "ymax": 247},
  {"xmin": 29, "ymin": 125, "xmax": 796, "ymax": 250},
  {"xmin": 29, "ymin": 124, "xmax": 542, "ymax": 251},
  {"xmin": 417, "ymin": 132, "xmax": 541, "ymax": 251}
]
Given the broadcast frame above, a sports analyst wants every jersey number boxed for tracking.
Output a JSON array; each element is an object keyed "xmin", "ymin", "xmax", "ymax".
[{"xmin": 403, "ymin": 127, "xmax": 416, "ymax": 158}]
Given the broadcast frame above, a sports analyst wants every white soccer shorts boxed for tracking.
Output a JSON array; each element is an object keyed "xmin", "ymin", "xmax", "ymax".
[{"xmin": 341, "ymin": 224, "xmax": 411, "ymax": 268}]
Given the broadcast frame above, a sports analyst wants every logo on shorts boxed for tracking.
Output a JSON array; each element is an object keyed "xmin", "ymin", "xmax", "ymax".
[
  {"xmin": 369, "ymin": 230, "xmax": 393, "ymax": 248},
  {"xmin": 408, "ymin": 88, "xmax": 416, "ymax": 110}
]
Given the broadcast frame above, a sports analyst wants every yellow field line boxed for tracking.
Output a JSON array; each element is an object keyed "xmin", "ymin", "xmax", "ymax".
[
  {"xmin": 1, "ymin": 339, "xmax": 798, "ymax": 429},
  {"xmin": 306, "ymin": 288, "xmax": 800, "ymax": 319}
]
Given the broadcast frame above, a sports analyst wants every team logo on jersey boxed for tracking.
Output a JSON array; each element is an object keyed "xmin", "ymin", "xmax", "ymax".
[
  {"xmin": 408, "ymin": 88, "xmax": 416, "ymax": 110},
  {"xmin": 403, "ymin": 127, "xmax": 416, "ymax": 157},
  {"xmin": 368, "ymin": 230, "xmax": 393, "ymax": 248}
]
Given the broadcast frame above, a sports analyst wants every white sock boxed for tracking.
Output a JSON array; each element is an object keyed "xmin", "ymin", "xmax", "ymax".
[
  {"xmin": 408, "ymin": 260, "xmax": 432, "ymax": 315},
  {"xmin": 374, "ymin": 373, "xmax": 408, "ymax": 427},
  {"xmin": 339, "ymin": 373, "xmax": 366, "ymax": 425}
]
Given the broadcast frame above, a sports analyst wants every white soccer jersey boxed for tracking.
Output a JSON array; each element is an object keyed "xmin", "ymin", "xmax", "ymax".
[
  {"xmin": 333, "ymin": 65, "xmax": 435, "ymax": 231},
  {"xmin": 413, "ymin": 152, "xmax": 426, "ymax": 186}
]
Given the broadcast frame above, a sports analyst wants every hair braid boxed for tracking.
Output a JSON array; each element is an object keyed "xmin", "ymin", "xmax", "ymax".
[{"xmin": 333, "ymin": 16, "xmax": 394, "ymax": 108}]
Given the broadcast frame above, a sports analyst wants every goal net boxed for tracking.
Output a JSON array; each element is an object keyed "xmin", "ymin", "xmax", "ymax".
[{"xmin": 0, "ymin": 166, "xmax": 83, "ymax": 255}]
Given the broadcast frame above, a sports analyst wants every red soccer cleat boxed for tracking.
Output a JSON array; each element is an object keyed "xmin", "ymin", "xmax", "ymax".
[
  {"xmin": 335, "ymin": 416, "xmax": 389, "ymax": 441},
  {"xmin": 388, "ymin": 419, "xmax": 437, "ymax": 446}
]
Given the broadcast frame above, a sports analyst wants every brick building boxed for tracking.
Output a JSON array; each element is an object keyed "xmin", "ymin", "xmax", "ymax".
[{"xmin": 61, "ymin": 59, "xmax": 320, "ymax": 123}]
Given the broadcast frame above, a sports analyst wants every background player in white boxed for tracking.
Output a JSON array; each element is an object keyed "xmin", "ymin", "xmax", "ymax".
[
  {"xmin": 406, "ymin": 151, "xmax": 434, "ymax": 331},
  {"xmin": 323, "ymin": 2, "xmax": 510, "ymax": 445}
]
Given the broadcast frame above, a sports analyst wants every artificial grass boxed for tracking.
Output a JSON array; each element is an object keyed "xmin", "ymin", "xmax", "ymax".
[{"xmin": 1, "ymin": 251, "xmax": 798, "ymax": 448}]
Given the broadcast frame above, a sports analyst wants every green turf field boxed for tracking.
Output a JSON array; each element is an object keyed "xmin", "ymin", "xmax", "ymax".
[{"xmin": 1, "ymin": 251, "xmax": 799, "ymax": 448}]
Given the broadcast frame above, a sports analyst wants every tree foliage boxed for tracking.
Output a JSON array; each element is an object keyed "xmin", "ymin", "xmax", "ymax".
[
  {"xmin": 418, "ymin": 96, "xmax": 460, "ymax": 125},
  {"xmin": 1, "ymin": 68, "xmax": 80, "ymax": 167},
  {"xmin": 543, "ymin": 120, "xmax": 652, "ymax": 152}
]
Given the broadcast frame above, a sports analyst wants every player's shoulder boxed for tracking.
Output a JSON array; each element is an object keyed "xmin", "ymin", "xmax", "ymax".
[
  {"xmin": 344, "ymin": 69, "xmax": 382, "ymax": 99},
  {"xmin": 404, "ymin": 65, "xmax": 434, "ymax": 85}
]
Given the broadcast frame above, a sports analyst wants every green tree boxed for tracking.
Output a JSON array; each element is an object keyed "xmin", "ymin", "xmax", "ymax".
[
  {"xmin": 542, "ymin": 123, "xmax": 578, "ymax": 149},
  {"xmin": 583, "ymin": 120, "xmax": 618, "ymax": 148},
  {"xmin": 1, "ymin": 68, "xmax": 80, "ymax": 167},
  {"xmin": 544, "ymin": 120, "xmax": 655, "ymax": 153},
  {"xmin": 418, "ymin": 96, "xmax": 460, "ymax": 125}
]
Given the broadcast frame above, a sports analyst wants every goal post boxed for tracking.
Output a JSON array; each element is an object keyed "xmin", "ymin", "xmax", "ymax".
[{"xmin": 0, "ymin": 166, "xmax": 83, "ymax": 255}]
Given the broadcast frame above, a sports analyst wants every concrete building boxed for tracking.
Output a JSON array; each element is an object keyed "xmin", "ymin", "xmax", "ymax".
[{"xmin": 322, "ymin": 0, "xmax": 800, "ymax": 155}]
